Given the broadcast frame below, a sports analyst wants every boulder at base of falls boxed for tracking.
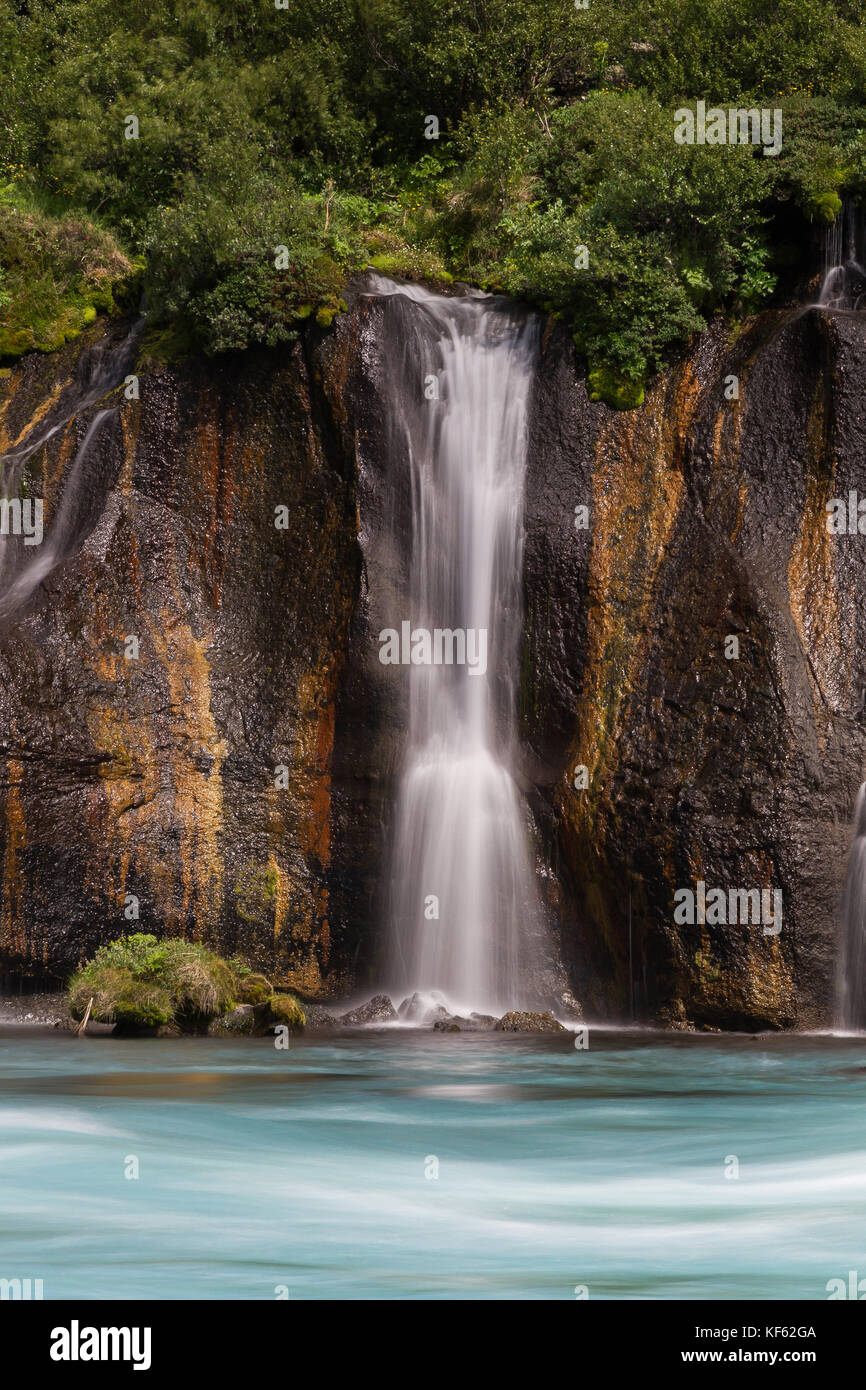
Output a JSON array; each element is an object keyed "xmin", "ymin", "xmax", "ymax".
[
  {"xmin": 558, "ymin": 990, "xmax": 583, "ymax": 1021},
  {"xmin": 433, "ymin": 1012, "xmax": 498, "ymax": 1032},
  {"xmin": 302, "ymin": 1004, "xmax": 342, "ymax": 1030},
  {"xmin": 398, "ymin": 990, "xmax": 448, "ymax": 1024},
  {"xmin": 495, "ymin": 1011, "xmax": 567, "ymax": 1033},
  {"xmin": 340, "ymin": 995, "xmax": 398, "ymax": 1025}
]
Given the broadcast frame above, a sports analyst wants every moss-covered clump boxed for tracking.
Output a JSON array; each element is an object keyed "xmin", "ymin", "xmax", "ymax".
[
  {"xmin": 229, "ymin": 960, "xmax": 274, "ymax": 1006},
  {"xmin": 0, "ymin": 200, "xmax": 135, "ymax": 360},
  {"xmin": 69, "ymin": 933, "xmax": 237, "ymax": 1034},
  {"xmin": 806, "ymin": 190, "xmax": 844, "ymax": 225},
  {"xmin": 261, "ymin": 993, "xmax": 306, "ymax": 1030},
  {"xmin": 68, "ymin": 935, "xmax": 308, "ymax": 1035},
  {"xmin": 588, "ymin": 364, "xmax": 645, "ymax": 411}
]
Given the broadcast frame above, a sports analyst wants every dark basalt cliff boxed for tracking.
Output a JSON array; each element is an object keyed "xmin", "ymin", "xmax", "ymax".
[
  {"xmin": 523, "ymin": 306, "xmax": 866, "ymax": 1030},
  {"xmin": 0, "ymin": 324, "xmax": 360, "ymax": 997},
  {"xmin": 1, "ymin": 287, "xmax": 864, "ymax": 1028}
]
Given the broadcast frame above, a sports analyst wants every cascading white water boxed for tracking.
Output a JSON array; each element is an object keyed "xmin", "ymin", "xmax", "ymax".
[
  {"xmin": 837, "ymin": 782, "xmax": 866, "ymax": 1030},
  {"xmin": 370, "ymin": 276, "xmax": 551, "ymax": 1017},
  {"xmin": 818, "ymin": 200, "xmax": 866, "ymax": 310},
  {"xmin": 0, "ymin": 319, "xmax": 142, "ymax": 620}
]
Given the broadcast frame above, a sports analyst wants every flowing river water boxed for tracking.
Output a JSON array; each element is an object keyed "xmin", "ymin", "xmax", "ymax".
[{"xmin": 1, "ymin": 1029, "xmax": 865, "ymax": 1299}]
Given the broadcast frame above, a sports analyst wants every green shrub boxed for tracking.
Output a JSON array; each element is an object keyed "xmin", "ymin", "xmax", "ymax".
[
  {"xmin": 588, "ymin": 365, "xmax": 645, "ymax": 410},
  {"xmin": 69, "ymin": 933, "xmax": 237, "ymax": 1034},
  {"xmin": 0, "ymin": 200, "xmax": 133, "ymax": 359},
  {"xmin": 140, "ymin": 161, "xmax": 367, "ymax": 354},
  {"xmin": 2, "ymin": 0, "xmax": 866, "ymax": 372}
]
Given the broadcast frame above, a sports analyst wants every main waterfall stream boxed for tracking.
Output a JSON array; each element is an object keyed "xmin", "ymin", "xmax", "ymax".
[{"xmin": 370, "ymin": 278, "xmax": 551, "ymax": 1018}]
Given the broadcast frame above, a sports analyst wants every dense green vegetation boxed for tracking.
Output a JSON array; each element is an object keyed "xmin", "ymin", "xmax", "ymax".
[
  {"xmin": 2, "ymin": 0, "xmax": 866, "ymax": 397},
  {"xmin": 68, "ymin": 932, "xmax": 305, "ymax": 1034}
]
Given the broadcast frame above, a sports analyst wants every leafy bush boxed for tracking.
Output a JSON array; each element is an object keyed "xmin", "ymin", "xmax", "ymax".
[
  {"xmin": 2, "ymin": 0, "xmax": 866, "ymax": 388},
  {"xmin": 141, "ymin": 164, "xmax": 364, "ymax": 353},
  {"xmin": 588, "ymin": 365, "xmax": 645, "ymax": 410},
  {"xmin": 0, "ymin": 198, "xmax": 133, "ymax": 358},
  {"xmin": 69, "ymin": 933, "xmax": 237, "ymax": 1033}
]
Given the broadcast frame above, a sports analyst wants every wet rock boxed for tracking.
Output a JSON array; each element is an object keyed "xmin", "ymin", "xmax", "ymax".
[
  {"xmin": 495, "ymin": 1010, "xmax": 567, "ymax": 1033},
  {"xmin": 433, "ymin": 1011, "xmax": 496, "ymax": 1031},
  {"xmin": 558, "ymin": 990, "xmax": 583, "ymax": 1020},
  {"xmin": 655, "ymin": 1001, "xmax": 695, "ymax": 1033},
  {"xmin": 340, "ymin": 994, "xmax": 398, "ymax": 1026},
  {"xmin": 398, "ymin": 990, "xmax": 448, "ymax": 1024},
  {"xmin": 0, "ymin": 324, "xmax": 360, "ymax": 1000},
  {"xmin": 0, "ymin": 991, "xmax": 69, "ymax": 1027},
  {"xmin": 208, "ymin": 1004, "xmax": 256, "ymax": 1036},
  {"xmin": 523, "ymin": 308, "xmax": 866, "ymax": 1030},
  {"xmin": 302, "ymin": 1004, "xmax": 341, "ymax": 1030}
]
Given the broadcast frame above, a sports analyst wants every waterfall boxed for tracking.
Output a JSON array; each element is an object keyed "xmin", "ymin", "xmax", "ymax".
[
  {"xmin": 838, "ymin": 783, "xmax": 866, "ymax": 1030},
  {"xmin": 0, "ymin": 318, "xmax": 142, "ymax": 620},
  {"xmin": 369, "ymin": 276, "xmax": 552, "ymax": 1017},
  {"xmin": 818, "ymin": 200, "xmax": 866, "ymax": 310}
]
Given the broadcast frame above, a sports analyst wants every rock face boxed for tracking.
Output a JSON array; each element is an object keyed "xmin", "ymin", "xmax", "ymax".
[
  {"xmin": 523, "ymin": 307, "xmax": 866, "ymax": 1030},
  {"xmin": 1, "ymin": 287, "xmax": 864, "ymax": 1030},
  {"xmin": 0, "ymin": 321, "xmax": 360, "ymax": 997}
]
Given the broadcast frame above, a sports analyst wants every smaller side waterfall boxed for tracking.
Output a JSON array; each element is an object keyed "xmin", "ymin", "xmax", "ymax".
[
  {"xmin": 837, "ymin": 783, "xmax": 866, "ymax": 1030},
  {"xmin": 0, "ymin": 318, "xmax": 142, "ymax": 620},
  {"xmin": 818, "ymin": 201, "xmax": 866, "ymax": 310}
]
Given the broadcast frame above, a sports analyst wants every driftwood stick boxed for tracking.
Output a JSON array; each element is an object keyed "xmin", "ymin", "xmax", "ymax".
[{"xmin": 77, "ymin": 996, "xmax": 93, "ymax": 1037}]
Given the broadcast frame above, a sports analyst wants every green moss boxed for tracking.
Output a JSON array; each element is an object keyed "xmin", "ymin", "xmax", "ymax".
[
  {"xmin": 234, "ymin": 971, "xmax": 273, "ymax": 1006},
  {"xmin": 0, "ymin": 202, "xmax": 134, "ymax": 361},
  {"xmin": 233, "ymin": 862, "xmax": 279, "ymax": 925},
  {"xmin": 69, "ymin": 933, "xmax": 237, "ymax": 1034},
  {"xmin": 587, "ymin": 364, "xmax": 645, "ymax": 411},
  {"xmin": 366, "ymin": 231, "xmax": 451, "ymax": 286},
  {"xmin": 263, "ymin": 993, "xmax": 306, "ymax": 1029},
  {"xmin": 368, "ymin": 251, "xmax": 453, "ymax": 284},
  {"xmin": 136, "ymin": 318, "xmax": 195, "ymax": 369},
  {"xmin": 315, "ymin": 305, "xmax": 337, "ymax": 326},
  {"xmin": 806, "ymin": 191, "xmax": 844, "ymax": 224},
  {"xmin": 113, "ymin": 978, "xmax": 175, "ymax": 1031},
  {"xmin": 694, "ymin": 949, "xmax": 722, "ymax": 983}
]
